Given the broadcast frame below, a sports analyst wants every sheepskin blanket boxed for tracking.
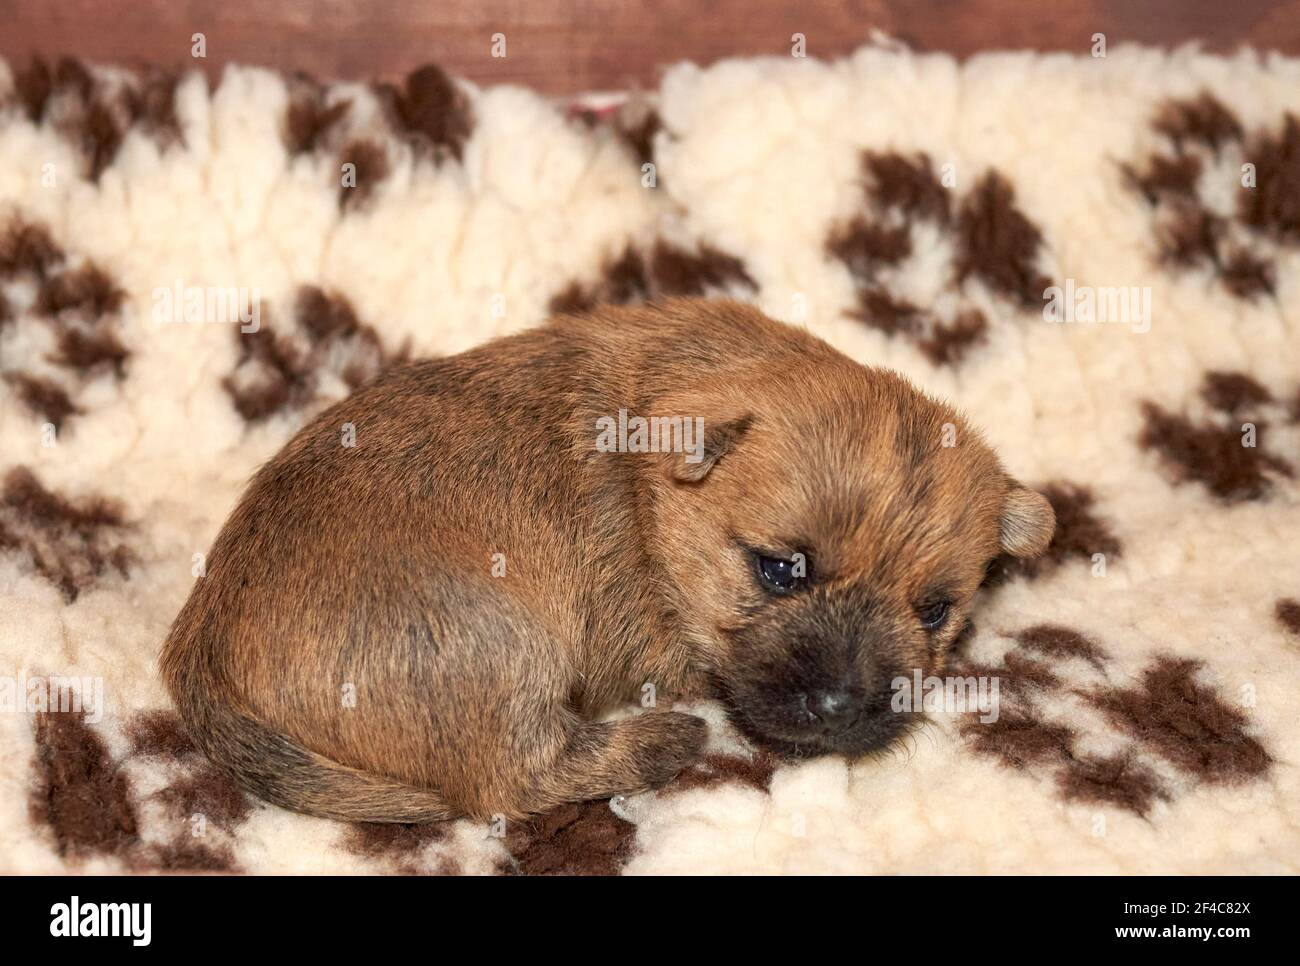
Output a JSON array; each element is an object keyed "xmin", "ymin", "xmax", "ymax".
[{"xmin": 2, "ymin": 41, "xmax": 1298, "ymax": 875}]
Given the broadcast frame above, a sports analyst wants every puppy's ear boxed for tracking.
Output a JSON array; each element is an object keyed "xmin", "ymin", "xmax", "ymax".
[
  {"xmin": 999, "ymin": 482, "xmax": 1055, "ymax": 557},
  {"xmin": 667, "ymin": 414, "xmax": 753, "ymax": 483}
]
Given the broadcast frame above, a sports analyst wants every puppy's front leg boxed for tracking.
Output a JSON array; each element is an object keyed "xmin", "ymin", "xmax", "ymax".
[{"xmin": 533, "ymin": 711, "xmax": 707, "ymax": 810}]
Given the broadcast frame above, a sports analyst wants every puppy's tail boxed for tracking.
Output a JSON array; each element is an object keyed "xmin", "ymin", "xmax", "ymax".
[{"xmin": 166, "ymin": 667, "xmax": 454, "ymax": 824}]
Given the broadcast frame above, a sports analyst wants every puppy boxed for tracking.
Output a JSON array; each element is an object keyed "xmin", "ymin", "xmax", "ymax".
[{"xmin": 161, "ymin": 298, "xmax": 1054, "ymax": 823}]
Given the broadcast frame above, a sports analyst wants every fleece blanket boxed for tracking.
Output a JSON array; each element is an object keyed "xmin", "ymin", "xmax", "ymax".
[{"xmin": 1, "ymin": 41, "xmax": 1298, "ymax": 875}]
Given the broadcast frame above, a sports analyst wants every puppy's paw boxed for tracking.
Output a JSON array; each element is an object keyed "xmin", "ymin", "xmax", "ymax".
[
  {"xmin": 546, "ymin": 711, "xmax": 709, "ymax": 804},
  {"xmin": 636, "ymin": 711, "xmax": 708, "ymax": 787}
]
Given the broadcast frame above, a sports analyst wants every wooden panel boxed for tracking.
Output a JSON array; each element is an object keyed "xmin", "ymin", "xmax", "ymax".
[{"xmin": 1, "ymin": 0, "xmax": 1297, "ymax": 96}]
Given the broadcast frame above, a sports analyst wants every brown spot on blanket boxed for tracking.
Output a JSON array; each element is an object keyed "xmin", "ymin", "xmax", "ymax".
[
  {"xmin": 0, "ymin": 218, "xmax": 65, "ymax": 281},
  {"xmin": 285, "ymin": 77, "xmax": 352, "ymax": 155},
  {"xmin": 36, "ymin": 263, "xmax": 125, "ymax": 319},
  {"xmin": 146, "ymin": 839, "xmax": 237, "ymax": 873},
  {"xmin": 122, "ymin": 68, "xmax": 183, "ymax": 147},
  {"xmin": 1156, "ymin": 199, "xmax": 1222, "ymax": 269},
  {"xmin": 376, "ymin": 64, "xmax": 473, "ymax": 161},
  {"xmin": 155, "ymin": 764, "xmax": 253, "ymax": 831},
  {"xmin": 347, "ymin": 821, "xmax": 450, "ymax": 860},
  {"xmin": 959, "ymin": 651, "xmax": 1061, "ymax": 693},
  {"xmin": 549, "ymin": 240, "xmax": 755, "ymax": 314},
  {"xmin": 0, "ymin": 467, "xmax": 133, "ymax": 601},
  {"xmin": 1124, "ymin": 152, "xmax": 1202, "ymax": 204},
  {"xmin": 1201, "ymin": 371, "xmax": 1272, "ymax": 415},
  {"xmin": 574, "ymin": 96, "xmax": 663, "ymax": 171},
  {"xmin": 1087, "ymin": 656, "xmax": 1270, "ymax": 783},
  {"xmin": 1013, "ymin": 625, "xmax": 1108, "ymax": 671},
  {"xmin": 503, "ymin": 800, "xmax": 635, "ymax": 876},
  {"xmin": 955, "ymin": 672, "xmax": 1166, "ymax": 816},
  {"xmin": 3, "ymin": 374, "xmax": 80, "ymax": 430},
  {"xmin": 954, "ymin": 629, "xmax": 1180, "ymax": 817},
  {"xmin": 1240, "ymin": 113, "xmax": 1300, "ymax": 243},
  {"xmin": 669, "ymin": 751, "xmax": 776, "ymax": 795},
  {"xmin": 30, "ymin": 711, "xmax": 138, "ymax": 859},
  {"xmin": 1138, "ymin": 397, "xmax": 1292, "ymax": 502},
  {"xmin": 122, "ymin": 710, "xmax": 248, "ymax": 871},
  {"xmin": 1, "ymin": 219, "xmax": 131, "ymax": 431},
  {"xmin": 955, "ymin": 171, "xmax": 1051, "ymax": 308},
  {"xmin": 649, "ymin": 241, "xmax": 755, "ymax": 297},
  {"xmin": 964, "ymin": 712, "xmax": 1075, "ymax": 769},
  {"xmin": 615, "ymin": 100, "xmax": 661, "ymax": 169},
  {"xmin": 827, "ymin": 153, "xmax": 1049, "ymax": 365},
  {"xmin": 223, "ymin": 285, "xmax": 409, "ymax": 423},
  {"xmin": 866, "ymin": 151, "xmax": 952, "ymax": 223},
  {"xmin": 961, "ymin": 698, "xmax": 1167, "ymax": 816},
  {"xmin": 223, "ymin": 304, "xmax": 310, "ymax": 422},
  {"xmin": 850, "ymin": 287, "xmax": 924, "ymax": 337},
  {"xmin": 827, "ymin": 218, "xmax": 912, "ymax": 274},
  {"xmin": 11, "ymin": 58, "xmax": 54, "ymax": 122},
  {"xmin": 127, "ymin": 709, "xmax": 199, "ymax": 758},
  {"xmin": 916, "ymin": 309, "xmax": 989, "ymax": 366},
  {"xmin": 1153, "ymin": 93, "xmax": 1244, "ymax": 154},
  {"xmin": 49, "ymin": 324, "xmax": 130, "ymax": 378},
  {"xmin": 1057, "ymin": 752, "xmax": 1168, "ymax": 815},
  {"xmin": 339, "ymin": 139, "xmax": 390, "ymax": 210},
  {"xmin": 1276, "ymin": 598, "xmax": 1300, "ymax": 635},
  {"xmin": 8, "ymin": 58, "xmax": 182, "ymax": 180},
  {"xmin": 1127, "ymin": 95, "xmax": 1298, "ymax": 299},
  {"xmin": 1219, "ymin": 248, "xmax": 1275, "ymax": 299}
]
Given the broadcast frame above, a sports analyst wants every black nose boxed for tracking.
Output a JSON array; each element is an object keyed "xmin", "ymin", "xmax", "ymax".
[{"xmin": 805, "ymin": 689, "xmax": 859, "ymax": 734}]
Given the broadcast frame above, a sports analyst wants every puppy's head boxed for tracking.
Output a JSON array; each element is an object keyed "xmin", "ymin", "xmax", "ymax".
[{"xmin": 649, "ymin": 360, "xmax": 1053, "ymax": 758}]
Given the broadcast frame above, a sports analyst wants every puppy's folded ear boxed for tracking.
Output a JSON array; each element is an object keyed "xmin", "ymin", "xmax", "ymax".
[
  {"xmin": 666, "ymin": 413, "xmax": 752, "ymax": 483},
  {"xmin": 999, "ymin": 482, "xmax": 1055, "ymax": 557}
]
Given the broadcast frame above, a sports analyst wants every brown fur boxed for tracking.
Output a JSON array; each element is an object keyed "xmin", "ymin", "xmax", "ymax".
[{"xmin": 160, "ymin": 299, "xmax": 1053, "ymax": 823}]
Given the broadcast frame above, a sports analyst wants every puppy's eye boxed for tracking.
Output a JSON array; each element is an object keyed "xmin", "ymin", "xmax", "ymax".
[
  {"xmin": 917, "ymin": 600, "xmax": 951, "ymax": 630},
  {"xmin": 754, "ymin": 553, "xmax": 804, "ymax": 595}
]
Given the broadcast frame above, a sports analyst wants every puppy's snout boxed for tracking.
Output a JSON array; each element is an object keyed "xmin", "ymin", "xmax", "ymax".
[{"xmin": 801, "ymin": 688, "xmax": 860, "ymax": 735}]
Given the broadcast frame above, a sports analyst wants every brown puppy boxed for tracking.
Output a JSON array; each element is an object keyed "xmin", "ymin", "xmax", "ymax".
[{"xmin": 161, "ymin": 298, "xmax": 1054, "ymax": 823}]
